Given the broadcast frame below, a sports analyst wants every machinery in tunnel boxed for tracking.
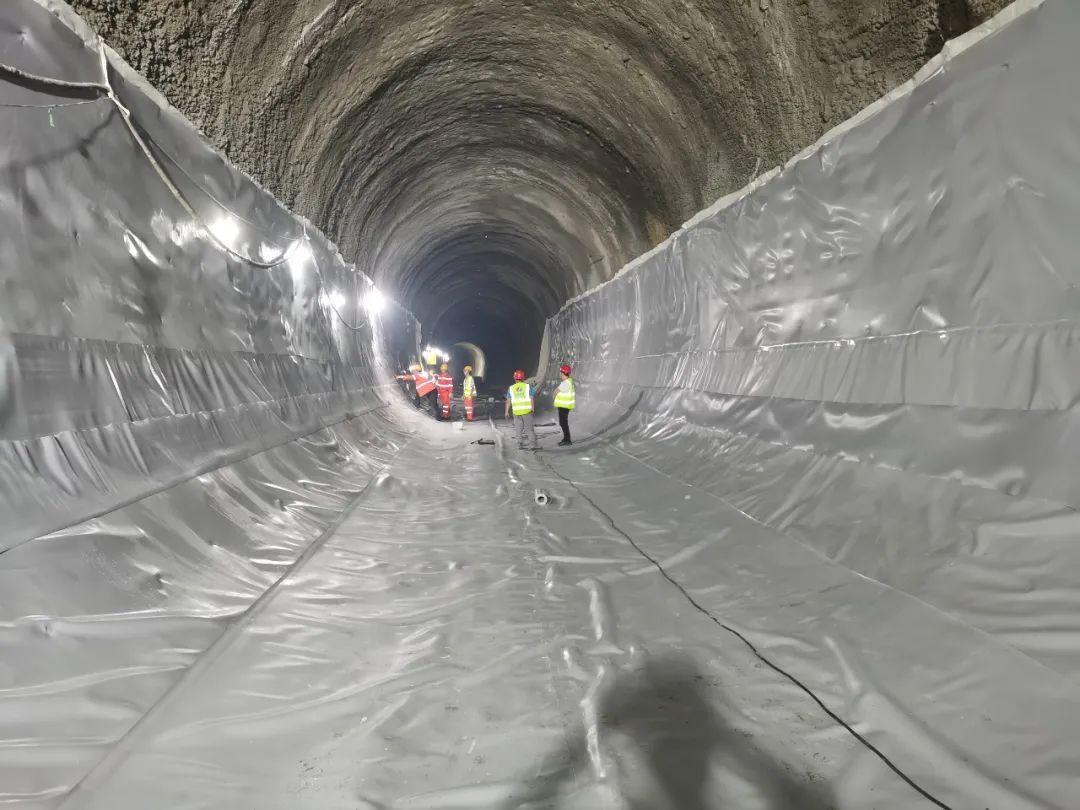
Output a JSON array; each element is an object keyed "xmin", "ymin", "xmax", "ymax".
[{"xmin": 5, "ymin": 0, "xmax": 1080, "ymax": 808}]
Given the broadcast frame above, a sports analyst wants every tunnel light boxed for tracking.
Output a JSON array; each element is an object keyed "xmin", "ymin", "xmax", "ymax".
[
  {"xmin": 320, "ymin": 290, "xmax": 345, "ymax": 310},
  {"xmin": 421, "ymin": 345, "xmax": 450, "ymax": 366},
  {"xmin": 363, "ymin": 287, "xmax": 386, "ymax": 315},
  {"xmin": 208, "ymin": 215, "xmax": 240, "ymax": 247},
  {"xmin": 288, "ymin": 240, "xmax": 313, "ymax": 284}
]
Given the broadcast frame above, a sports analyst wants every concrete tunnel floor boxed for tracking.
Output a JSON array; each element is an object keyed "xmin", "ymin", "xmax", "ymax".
[{"xmin": 60, "ymin": 400, "xmax": 938, "ymax": 809}]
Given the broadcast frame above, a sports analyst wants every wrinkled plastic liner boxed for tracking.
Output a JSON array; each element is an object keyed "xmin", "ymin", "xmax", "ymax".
[
  {"xmin": 541, "ymin": 0, "xmax": 1080, "ymax": 806},
  {"xmin": 4, "ymin": 1, "xmax": 1080, "ymax": 808}
]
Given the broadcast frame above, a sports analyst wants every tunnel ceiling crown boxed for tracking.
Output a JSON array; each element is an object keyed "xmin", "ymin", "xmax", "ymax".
[{"xmin": 72, "ymin": 0, "xmax": 1009, "ymax": 378}]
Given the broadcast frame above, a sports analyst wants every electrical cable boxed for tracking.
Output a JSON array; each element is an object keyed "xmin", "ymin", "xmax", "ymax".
[
  {"xmin": 539, "ymin": 455, "xmax": 954, "ymax": 810},
  {"xmin": 0, "ymin": 54, "xmax": 297, "ymax": 266},
  {"xmin": 144, "ymin": 130, "xmax": 302, "ymax": 242},
  {"xmin": 95, "ymin": 43, "xmax": 300, "ymax": 269},
  {"xmin": 0, "ymin": 46, "xmax": 404, "ymax": 334},
  {"xmin": 0, "ymin": 59, "xmax": 108, "ymax": 94},
  {"xmin": 90, "ymin": 45, "xmax": 394, "ymax": 333}
]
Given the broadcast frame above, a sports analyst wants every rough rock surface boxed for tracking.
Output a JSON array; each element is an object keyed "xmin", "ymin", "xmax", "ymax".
[{"xmin": 70, "ymin": 0, "xmax": 1012, "ymax": 373}]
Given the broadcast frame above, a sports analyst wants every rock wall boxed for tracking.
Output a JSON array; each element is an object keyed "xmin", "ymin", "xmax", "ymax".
[{"xmin": 68, "ymin": 0, "xmax": 1012, "ymax": 377}]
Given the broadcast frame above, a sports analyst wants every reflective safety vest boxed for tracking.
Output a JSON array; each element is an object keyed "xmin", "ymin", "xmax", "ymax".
[
  {"xmin": 436, "ymin": 373, "xmax": 453, "ymax": 393},
  {"xmin": 508, "ymin": 382, "xmax": 533, "ymax": 416},
  {"xmin": 462, "ymin": 375, "xmax": 476, "ymax": 398},
  {"xmin": 554, "ymin": 378, "xmax": 575, "ymax": 410},
  {"xmin": 413, "ymin": 371, "xmax": 436, "ymax": 396}
]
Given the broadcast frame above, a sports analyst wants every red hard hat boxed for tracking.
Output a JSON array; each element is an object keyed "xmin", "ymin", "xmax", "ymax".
[
  {"xmin": 513, "ymin": 370, "xmax": 526, "ymax": 381},
  {"xmin": 560, "ymin": 364, "xmax": 572, "ymax": 375}
]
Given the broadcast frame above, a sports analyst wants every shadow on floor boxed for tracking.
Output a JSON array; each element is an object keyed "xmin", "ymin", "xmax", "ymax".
[{"xmin": 501, "ymin": 653, "xmax": 837, "ymax": 810}]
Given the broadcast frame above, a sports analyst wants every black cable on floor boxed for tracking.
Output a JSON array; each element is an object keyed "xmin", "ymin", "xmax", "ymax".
[{"xmin": 539, "ymin": 456, "xmax": 953, "ymax": 810}]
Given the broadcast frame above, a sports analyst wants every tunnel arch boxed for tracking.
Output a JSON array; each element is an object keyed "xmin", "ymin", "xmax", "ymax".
[
  {"xmin": 7, "ymin": 2, "xmax": 1060, "ymax": 807},
  {"xmin": 451, "ymin": 342, "xmax": 487, "ymax": 379},
  {"xmin": 73, "ymin": 0, "xmax": 1014, "ymax": 388}
]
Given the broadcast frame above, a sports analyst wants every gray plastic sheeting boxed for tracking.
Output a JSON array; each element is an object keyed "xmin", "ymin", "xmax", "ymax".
[
  {"xmin": 3, "ymin": 1, "xmax": 1080, "ymax": 809},
  {"xmin": 0, "ymin": 0, "xmax": 420, "ymax": 552},
  {"xmin": 0, "ymin": 0, "xmax": 417, "ymax": 804},
  {"xmin": 543, "ymin": 0, "xmax": 1080, "ymax": 807}
]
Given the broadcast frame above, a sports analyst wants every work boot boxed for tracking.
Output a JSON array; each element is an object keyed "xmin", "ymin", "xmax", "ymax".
[{"xmin": 558, "ymin": 439, "xmax": 571, "ymax": 446}]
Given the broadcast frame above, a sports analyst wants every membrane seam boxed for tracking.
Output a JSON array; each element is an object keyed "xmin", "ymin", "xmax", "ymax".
[
  {"xmin": 56, "ymin": 440, "xmax": 408, "ymax": 807},
  {"xmin": 0, "ymin": 402, "xmax": 389, "ymax": 558},
  {"xmin": 540, "ymin": 455, "xmax": 953, "ymax": 809}
]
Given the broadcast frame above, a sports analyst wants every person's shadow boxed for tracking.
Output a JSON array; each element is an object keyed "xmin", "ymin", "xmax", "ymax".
[{"xmin": 502, "ymin": 653, "xmax": 837, "ymax": 810}]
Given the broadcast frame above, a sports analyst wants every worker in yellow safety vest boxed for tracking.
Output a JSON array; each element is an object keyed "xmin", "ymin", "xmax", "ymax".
[
  {"xmin": 462, "ymin": 365, "xmax": 477, "ymax": 422},
  {"xmin": 504, "ymin": 370, "xmax": 538, "ymax": 450},
  {"xmin": 554, "ymin": 363, "xmax": 575, "ymax": 446}
]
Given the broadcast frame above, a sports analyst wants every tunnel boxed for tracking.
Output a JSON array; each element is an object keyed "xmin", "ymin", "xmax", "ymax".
[
  {"xmin": 60, "ymin": 0, "xmax": 1007, "ymax": 382},
  {"xmin": 4, "ymin": 0, "xmax": 1080, "ymax": 808}
]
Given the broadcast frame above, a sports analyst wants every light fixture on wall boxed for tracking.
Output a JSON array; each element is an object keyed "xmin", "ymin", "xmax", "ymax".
[{"xmin": 364, "ymin": 287, "xmax": 386, "ymax": 315}]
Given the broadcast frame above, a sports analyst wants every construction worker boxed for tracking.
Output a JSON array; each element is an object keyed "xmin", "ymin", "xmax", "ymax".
[
  {"xmin": 422, "ymin": 369, "xmax": 439, "ymax": 416},
  {"xmin": 462, "ymin": 365, "xmax": 477, "ymax": 422},
  {"xmin": 505, "ymin": 370, "xmax": 538, "ymax": 450},
  {"xmin": 436, "ymin": 362, "xmax": 454, "ymax": 421},
  {"xmin": 395, "ymin": 363, "xmax": 425, "ymax": 407},
  {"xmin": 411, "ymin": 363, "xmax": 437, "ymax": 414},
  {"xmin": 554, "ymin": 363, "xmax": 575, "ymax": 445}
]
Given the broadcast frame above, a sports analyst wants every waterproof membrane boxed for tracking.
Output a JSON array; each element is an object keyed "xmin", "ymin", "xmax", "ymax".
[{"xmin": 2, "ymin": 1, "xmax": 1080, "ymax": 809}]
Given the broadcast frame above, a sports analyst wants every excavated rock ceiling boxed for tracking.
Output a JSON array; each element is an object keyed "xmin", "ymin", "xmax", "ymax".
[{"xmin": 72, "ymin": 0, "xmax": 1009, "ymax": 375}]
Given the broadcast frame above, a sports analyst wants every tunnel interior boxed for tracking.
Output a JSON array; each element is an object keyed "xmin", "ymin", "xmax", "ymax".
[
  {"xmin": 12, "ymin": 1, "xmax": 1080, "ymax": 809},
  {"xmin": 69, "ymin": 0, "xmax": 1010, "ymax": 386}
]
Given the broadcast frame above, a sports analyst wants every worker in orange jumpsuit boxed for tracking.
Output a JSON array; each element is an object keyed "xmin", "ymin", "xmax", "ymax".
[
  {"xmin": 462, "ymin": 365, "xmax": 477, "ymax": 422},
  {"xmin": 396, "ymin": 363, "xmax": 424, "ymax": 407},
  {"xmin": 410, "ymin": 364, "xmax": 437, "ymax": 414},
  {"xmin": 436, "ymin": 362, "xmax": 454, "ymax": 421}
]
